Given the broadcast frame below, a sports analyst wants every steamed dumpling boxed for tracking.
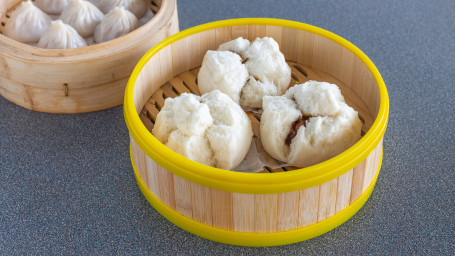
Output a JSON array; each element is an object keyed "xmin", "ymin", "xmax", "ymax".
[
  {"xmin": 59, "ymin": 0, "xmax": 104, "ymax": 37},
  {"xmin": 38, "ymin": 20, "xmax": 87, "ymax": 49},
  {"xmin": 260, "ymin": 81, "xmax": 362, "ymax": 168},
  {"xmin": 94, "ymin": 7, "xmax": 139, "ymax": 43},
  {"xmin": 35, "ymin": 0, "xmax": 73, "ymax": 15},
  {"xmin": 3, "ymin": 0, "xmax": 52, "ymax": 43},
  {"xmin": 98, "ymin": 0, "xmax": 148, "ymax": 18}
]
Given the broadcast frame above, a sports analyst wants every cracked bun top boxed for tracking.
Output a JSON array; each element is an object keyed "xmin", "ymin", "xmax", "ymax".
[
  {"xmin": 260, "ymin": 81, "xmax": 363, "ymax": 167},
  {"xmin": 152, "ymin": 90, "xmax": 253, "ymax": 170},
  {"xmin": 198, "ymin": 37, "xmax": 291, "ymax": 109}
]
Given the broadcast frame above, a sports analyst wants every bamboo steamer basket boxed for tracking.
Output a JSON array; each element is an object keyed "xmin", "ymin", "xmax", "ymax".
[
  {"xmin": 124, "ymin": 18, "xmax": 389, "ymax": 246},
  {"xmin": 0, "ymin": 0, "xmax": 179, "ymax": 113}
]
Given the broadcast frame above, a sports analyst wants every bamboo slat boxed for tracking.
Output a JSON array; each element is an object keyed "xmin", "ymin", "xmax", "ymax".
[
  {"xmin": 173, "ymin": 175, "xmax": 193, "ymax": 218},
  {"xmin": 317, "ymin": 178, "xmax": 338, "ymax": 221},
  {"xmin": 211, "ymin": 189, "xmax": 234, "ymax": 230},
  {"xmin": 335, "ymin": 169, "xmax": 354, "ymax": 213},
  {"xmin": 254, "ymin": 193, "xmax": 278, "ymax": 232},
  {"xmin": 277, "ymin": 191, "xmax": 300, "ymax": 231},
  {"xmin": 298, "ymin": 185, "xmax": 320, "ymax": 227},
  {"xmin": 232, "ymin": 193, "xmax": 255, "ymax": 232},
  {"xmin": 350, "ymin": 158, "xmax": 368, "ymax": 204},
  {"xmin": 190, "ymin": 182, "xmax": 213, "ymax": 226}
]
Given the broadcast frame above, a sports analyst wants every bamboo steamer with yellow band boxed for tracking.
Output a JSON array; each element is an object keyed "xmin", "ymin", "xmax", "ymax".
[{"xmin": 124, "ymin": 18, "xmax": 389, "ymax": 246}]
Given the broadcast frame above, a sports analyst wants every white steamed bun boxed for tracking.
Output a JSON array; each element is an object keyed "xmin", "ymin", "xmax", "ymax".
[
  {"xmin": 152, "ymin": 90, "xmax": 253, "ymax": 170},
  {"xmin": 198, "ymin": 37, "xmax": 291, "ymax": 108},
  {"xmin": 260, "ymin": 81, "xmax": 363, "ymax": 167},
  {"xmin": 197, "ymin": 50, "xmax": 249, "ymax": 104}
]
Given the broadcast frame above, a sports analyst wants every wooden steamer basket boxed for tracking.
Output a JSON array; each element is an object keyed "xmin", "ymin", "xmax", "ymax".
[
  {"xmin": 0, "ymin": 0, "xmax": 179, "ymax": 113},
  {"xmin": 124, "ymin": 18, "xmax": 389, "ymax": 246}
]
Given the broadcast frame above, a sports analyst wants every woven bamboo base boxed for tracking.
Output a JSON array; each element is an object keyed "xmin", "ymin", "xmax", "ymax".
[{"xmin": 139, "ymin": 61, "xmax": 373, "ymax": 173}]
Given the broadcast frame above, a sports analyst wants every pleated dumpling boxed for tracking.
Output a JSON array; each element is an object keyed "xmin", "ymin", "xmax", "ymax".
[
  {"xmin": 35, "ymin": 0, "xmax": 73, "ymax": 15},
  {"xmin": 94, "ymin": 7, "xmax": 139, "ymax": 43},
  {"xmin": 59, "ymin": 0, "xmax": 104, "ymax": 37},
  {"xmin": 38, "ymin": 20, "xmax": 88, "ymax": 49},
  {"xmin": 98, "ymin": 0, "xmax": 147, "ymax": 18},
  {"xmin": 3, "ymin": 0, "xmax": 52, "ymax": 43}
]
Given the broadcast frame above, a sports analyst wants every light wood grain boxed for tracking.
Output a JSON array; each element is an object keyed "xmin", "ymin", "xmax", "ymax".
[
  {"xmin": 156, "ymin": 162, "xmax": 176, "ymax": 210},
  {"xmin": 247, "ymin": 25, "xmax": 266, "ymax": 41},
  {"xmin": 317, "ymin": 178, "xmax": 338, "ymax": 221},
  {"xmin": 277, "ymin": 191, "xmax": 299, "ymax": 231},
  {"xmin": 211, "ymin": 189, "xmax": 234, "ymax": 230},
  {"xmin": 145, "ymin": 154, "xmax": 161, "ymax": 199},
  {"xmin": 173, "ymin": 175, "xmax": 193, "ymax": 218},
  {"xmin": 232, "ymin": 193, "xmax": 255, "ymax": 232},
  {"xmin": 254, "ymin": 193, "xmax": 278, "ymax": 232},
  {"xmin": 335, "ymin": 169, "xmax": 353, "ymax": 213},
  {"xmin": 350, "ymin": 158, "xmax": 367, "ymax": 203},
  {"xmin": 231, "ymin": 25, "xmax": 249, "ymax": 40},
  {"xmin": 191, "ymin": 182, "xmax": 212, "ymax": 226},
  {"xmin": 298, "ymin": 185, "xmax": 320, "ymax": 227}
]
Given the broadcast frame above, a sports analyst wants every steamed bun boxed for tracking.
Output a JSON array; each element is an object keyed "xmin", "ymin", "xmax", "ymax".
[
  {"xmin": 243, "ymin": 37, "xmax": 291, "ymax": 96},
  {"xmin": 198, "ymin": 37, "xmax": 291, "ymax": 108},
  {"xmin": 152, "ymin": 90, "xmax": 253, "ymax": 170},
  {"xmin": 197, "ymin": 50, "xmax": 249, "ymax": 104},
  {"xmin": 260, "ymin": 81, "xmax": 362, "ymax": 167}
]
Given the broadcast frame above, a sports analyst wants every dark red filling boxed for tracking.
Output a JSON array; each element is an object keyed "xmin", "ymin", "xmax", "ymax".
[{"xmin": 285, "ymin": 116, "xmax": 311, "ymax": 146}]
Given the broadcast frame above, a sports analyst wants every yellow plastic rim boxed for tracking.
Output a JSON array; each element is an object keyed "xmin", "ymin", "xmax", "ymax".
[
  {"xmin": 124, "ymin": 18, "xmax": 389, "ymax": 194},
  {"xmin": 131, "ymin": 146, "xmax": 383, "ymax": 247}
]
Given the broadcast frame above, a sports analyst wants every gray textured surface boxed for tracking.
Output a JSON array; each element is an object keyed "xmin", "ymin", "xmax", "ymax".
[{"xmin": 1, "ymin": 0, "xmax": 454, "ymax": 255}]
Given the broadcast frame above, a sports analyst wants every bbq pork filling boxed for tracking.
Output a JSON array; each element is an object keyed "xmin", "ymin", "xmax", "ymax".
[{"xmin": 260, "ymin": 81, "xmax": 363, "ymax": 168}]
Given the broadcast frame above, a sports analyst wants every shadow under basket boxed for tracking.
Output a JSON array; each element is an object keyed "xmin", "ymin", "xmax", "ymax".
[
  {"xmin": 0, "ymin": 0, "xmax": 179, "ymax": 113},
  {"xmin": 124, "ymin": 18, "xmax": 389, "ymax": 247}
]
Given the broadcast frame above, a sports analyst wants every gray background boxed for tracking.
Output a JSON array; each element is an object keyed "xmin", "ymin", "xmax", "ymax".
[{"xmin": 1, "ymin": 0, "xmax": 454, "ymax": 255}]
